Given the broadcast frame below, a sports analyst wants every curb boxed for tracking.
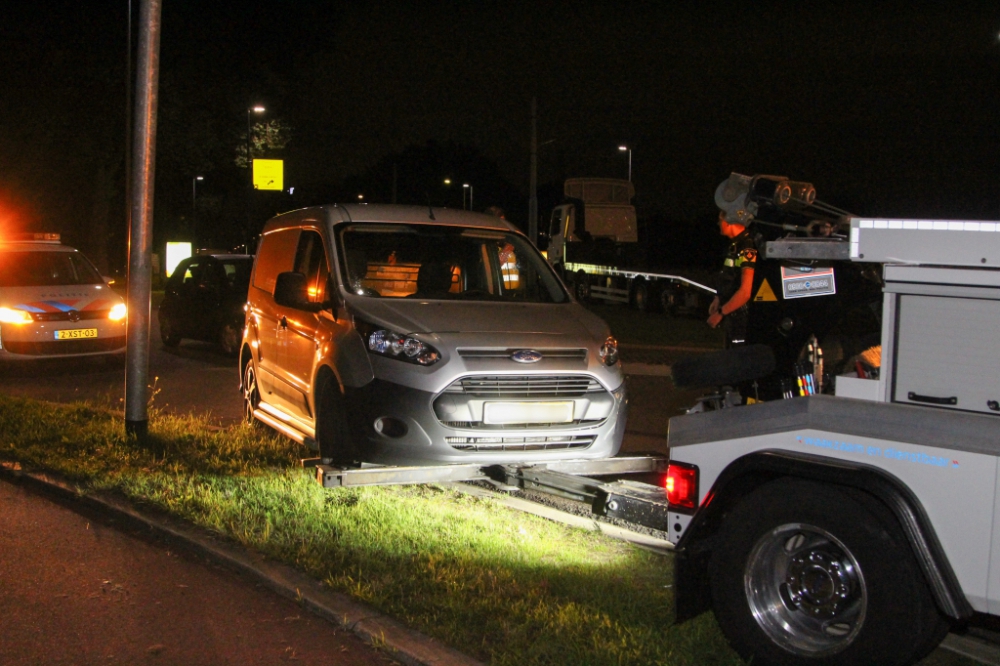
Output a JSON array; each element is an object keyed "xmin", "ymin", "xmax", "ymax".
[{"xmin": 0, "ymin": 463, "xmax": 484, "ymax": 666}]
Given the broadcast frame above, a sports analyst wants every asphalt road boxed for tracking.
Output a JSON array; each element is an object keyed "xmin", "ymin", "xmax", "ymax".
[
  {"xmin": 0, "ymin": 476, "xmax": 394, "ymax": 666},
  {"xmin": 0, "ymin": 309, "xmax": 244, "ymax": 425}
]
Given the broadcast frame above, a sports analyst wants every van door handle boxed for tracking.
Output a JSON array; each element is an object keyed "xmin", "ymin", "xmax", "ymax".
[{"xmin": 907, "ymin": 392, "xmax": 957, "ymax": 406}]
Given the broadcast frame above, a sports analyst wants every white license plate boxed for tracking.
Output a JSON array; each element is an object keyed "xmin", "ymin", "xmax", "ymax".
[
  {"xmin": 54, "ymin": 328, "xmax": 98, "ymax": 340},
  {"xmin": 483, "ymin": 401, "xmax": 574, "ymax": 425}
]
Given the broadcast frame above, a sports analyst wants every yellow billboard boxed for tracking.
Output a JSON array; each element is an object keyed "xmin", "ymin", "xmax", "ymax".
[{"xmin": 252, "ymin": 159, "xmax": 284, "ymax": 191}]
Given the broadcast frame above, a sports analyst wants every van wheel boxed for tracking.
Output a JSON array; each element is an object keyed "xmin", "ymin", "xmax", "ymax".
[
  {"xmin": 159, "ymin": 315, "xmax": 181, "ymax": 347},
  {"xmin": 574, "ymin": 271, "xmax": 591, "ymax": 302},
  {"xmin": 219, "ymin": 321, "xmax": 241, "ymax": 357},
  {"xmin": 317, "ymin": 376, "xmax": 358, "ymax": 466},
  {"xmin": 709, "ymin": 479, "xmax": 948, "ymax": 666},
  {"xmin": 242, "ymin": 361, "xmax": 260, "ymax": 426}
]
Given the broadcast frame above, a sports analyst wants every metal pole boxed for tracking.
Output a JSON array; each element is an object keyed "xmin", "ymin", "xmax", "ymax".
[
  {"xmin": 628, "ymin": 149, "xmax": 632, "ymax": 182},
  {"xmin": 246, "ymin": 108, "xmax": 252, "ymax": 242},
  {"xmin": 124, "ymin": 0, "xmax": 163, "ymax": 438},
  {"xmin": 529, "ymin": 97, "xmax": 538, "ymax": 246}
]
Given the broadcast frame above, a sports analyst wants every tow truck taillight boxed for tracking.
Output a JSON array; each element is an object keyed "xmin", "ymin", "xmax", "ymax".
[{"xmin": 666, "ymin": 462, "xmax": 699, "ymax": 511}]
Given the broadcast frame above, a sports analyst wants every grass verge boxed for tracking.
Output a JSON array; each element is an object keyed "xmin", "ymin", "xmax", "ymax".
[{"xmin": 0, "ymin": 395, "xmax": 740, "ymax": 665}]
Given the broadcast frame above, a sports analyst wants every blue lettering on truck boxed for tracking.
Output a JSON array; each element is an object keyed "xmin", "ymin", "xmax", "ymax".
[{"xmin": 796, "ymin": 436, "xmax": 959, "ymax": 469}]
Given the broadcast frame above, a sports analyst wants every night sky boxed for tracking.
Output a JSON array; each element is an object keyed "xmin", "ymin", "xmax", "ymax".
[{"xmin": 3, "ymin": 1, "xmax": 1000, "ymax": 270}]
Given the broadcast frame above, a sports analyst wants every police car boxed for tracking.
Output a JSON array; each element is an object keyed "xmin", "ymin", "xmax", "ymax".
[{"xmin": 0, "ymin": 233, "xmax": 126, "ymax": 361}]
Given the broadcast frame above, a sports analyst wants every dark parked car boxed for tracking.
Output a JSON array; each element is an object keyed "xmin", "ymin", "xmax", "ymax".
[{"xmin": 159, "ymin": 254, "xmax": 253, "ymax": 355}]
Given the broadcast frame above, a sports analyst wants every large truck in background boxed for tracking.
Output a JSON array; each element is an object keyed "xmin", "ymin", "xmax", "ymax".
[{"xmin": 543, "ymin": 177, "xmax": 716, "ymax": 313}]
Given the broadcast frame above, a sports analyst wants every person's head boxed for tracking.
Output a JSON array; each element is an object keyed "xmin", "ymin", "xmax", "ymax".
[{"xmin": 718, "ymin": 211, "xmax": 746, "ymax": 239}]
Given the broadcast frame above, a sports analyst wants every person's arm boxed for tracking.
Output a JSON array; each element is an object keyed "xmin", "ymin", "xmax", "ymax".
[{"xmin": 707, "ymin": 266, "xmax": 753, "ymax": 328}]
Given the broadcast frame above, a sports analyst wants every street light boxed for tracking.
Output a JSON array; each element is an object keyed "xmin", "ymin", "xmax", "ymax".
[
  {"xmin": 192, "ymin": 175, "xmax": 203, "ymax": 241},
  {"xmin": 463, "ymin": 183, "xmax": 473, "ymax": 211},
  {"xmin": 618, "ymin": 145, "xmax": 632, "ymax": 182}
]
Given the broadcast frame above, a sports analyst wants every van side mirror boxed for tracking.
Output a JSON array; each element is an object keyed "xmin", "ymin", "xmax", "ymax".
[{"xmin": 274, "ymin": 271, "xmax": 324, "ymax": 312}]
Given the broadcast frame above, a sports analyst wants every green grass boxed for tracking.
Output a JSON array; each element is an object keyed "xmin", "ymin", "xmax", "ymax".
[
  {"xmin": 0, "ymin": 396, "xmax": 741, "ymax": 665},
  {"xmin": 584, "ymin": 304, "xmax": 724, "ymax": 349}
]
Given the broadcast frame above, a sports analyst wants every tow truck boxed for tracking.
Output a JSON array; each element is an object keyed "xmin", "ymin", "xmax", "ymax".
[{"xmin": 666, "ymin": 213, "xmax": 1000, "ymax": 665}]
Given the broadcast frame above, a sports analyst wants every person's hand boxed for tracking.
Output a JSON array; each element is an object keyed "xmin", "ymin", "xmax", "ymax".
[
  {"xmin": 707, "ymin": 311, "xmax": 724, "ymax": 328},
  {"xmin": 708, "ymin": 296, "xmax": 720, "ymax": 315}
]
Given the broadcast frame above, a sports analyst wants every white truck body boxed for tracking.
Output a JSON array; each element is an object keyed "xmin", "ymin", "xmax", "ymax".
[{"xmin": 667, "ymin": 218, "xmax": 1000, "ymax": 665}]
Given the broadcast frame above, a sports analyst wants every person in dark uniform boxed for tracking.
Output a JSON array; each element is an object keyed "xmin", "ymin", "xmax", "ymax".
[{"xmin": 707, "ymin": 211, "xmax": 758, "ymax": 347}]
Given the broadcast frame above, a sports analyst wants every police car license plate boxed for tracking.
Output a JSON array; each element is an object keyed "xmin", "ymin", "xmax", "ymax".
[
  {"xmin": 54, "ymin": 328, "xmax": 98, "ymax": 340},
  {"xmin": 483, "ymin": 401, "xmax": 574, "ymax": 425}
]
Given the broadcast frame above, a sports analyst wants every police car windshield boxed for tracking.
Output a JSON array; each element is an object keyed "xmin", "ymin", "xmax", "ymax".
[{"xmin": 0, "ymin": 251, "xmax": 104, "ymax": 287}]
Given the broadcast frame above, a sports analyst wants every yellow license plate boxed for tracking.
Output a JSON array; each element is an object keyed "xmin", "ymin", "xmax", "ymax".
[{"xmin": 54, "ymin": 328, "xmax": 98, "ymax": 340}]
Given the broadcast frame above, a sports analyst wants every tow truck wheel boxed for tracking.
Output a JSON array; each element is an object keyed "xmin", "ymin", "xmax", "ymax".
[
  {"xmin": 317, "ymin": 375, "xmax": 358, "ymax": 466},
  {"xmin": 709, "ymin": 479, "xmax": 948, "ymax": 666}
]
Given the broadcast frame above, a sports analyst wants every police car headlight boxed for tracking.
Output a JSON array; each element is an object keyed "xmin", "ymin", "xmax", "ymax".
[
  {"xmin": 598, "ymin": 336, "xmax": 619, "ymax": 366},
  {"xmin": 108, "ymin": 303, "xmax": 127, "ymax": 321},
  {"xmin": 0, "ymin": 307, "xmax": 33, "ymax": 324}
]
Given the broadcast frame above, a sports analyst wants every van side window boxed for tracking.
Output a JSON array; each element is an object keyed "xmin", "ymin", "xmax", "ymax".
[
  {"xmin": 293, "ymin": 230, "xmax": 329, "ymax": 303},
  {"xmin": 253, "ymin": 228, "xmax": 300, "ymax": 294}
]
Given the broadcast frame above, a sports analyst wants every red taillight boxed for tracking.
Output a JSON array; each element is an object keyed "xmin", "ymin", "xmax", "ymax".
[{"xmin": 666, "ymin": 462, "xmax": 699, "ymax": 511}]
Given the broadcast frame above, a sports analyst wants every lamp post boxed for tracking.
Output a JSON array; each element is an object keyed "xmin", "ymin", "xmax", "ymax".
[
  {"xmin": 192, "ymin": 175, "xmax": 203, "ymax": 244},
  {"xmin": 618, "ymin": 145, "xmax": 632, "ymax": 182},
  {"xmin": 463, "ymin": 183, "xmax": 473, "ymax": 211},
  {"xmin": 246, "ymin": 105, "xmax": 265, "ymax": 238}
]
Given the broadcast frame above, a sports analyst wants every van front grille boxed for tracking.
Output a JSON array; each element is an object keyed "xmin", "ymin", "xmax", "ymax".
[
  {"xmin": 446, "ymin": 434, "xmax": 596, "ymax": 452},
  {"xmin": 443, "ymin": 375, "xmax": 602, "ymax": 398}
]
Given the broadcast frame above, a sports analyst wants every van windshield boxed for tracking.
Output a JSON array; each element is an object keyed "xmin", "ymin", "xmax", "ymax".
[{"xmin": 337, "ymin": 224, "xmax": 568, "ymax": 303}]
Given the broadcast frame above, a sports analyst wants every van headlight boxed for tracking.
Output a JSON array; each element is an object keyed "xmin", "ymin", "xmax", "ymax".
[
  {"xmin": 598, "ymin": 336, "xmax": 619, "ymax": 366},
  {"xmin": 355, "ymin": 318, "xmax": 441, "ymax": 366},
  {"xmin": 108, "ymin": 303, "xmax": 127, "ymax": 321}
]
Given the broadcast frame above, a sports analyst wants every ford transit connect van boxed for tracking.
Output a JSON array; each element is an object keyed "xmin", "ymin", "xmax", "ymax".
[{"xmin": 241, "ymin": 205, "xmax": 626, "ymax": 465}]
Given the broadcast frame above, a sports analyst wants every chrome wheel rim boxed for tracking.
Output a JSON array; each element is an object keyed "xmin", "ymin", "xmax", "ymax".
[
  {"xmin": 744, "ymin": 522, "xmax": 866, "ymax": 657},
  {"xmin": 242, "ymin": 364, "xmax": 259, "ymax": 424}
]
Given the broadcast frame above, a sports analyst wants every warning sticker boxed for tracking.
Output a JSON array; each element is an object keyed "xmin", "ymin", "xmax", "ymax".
[
  {"xmin": 754, "ymin": 279, "xmax": 778, "ymax": 302},
  {"xmin": 780, "ymin": 266, "xmax": 836, "ymax": 299}
]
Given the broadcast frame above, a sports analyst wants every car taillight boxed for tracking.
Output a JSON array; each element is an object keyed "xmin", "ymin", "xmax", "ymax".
[{"xmin": 666, "ymin": 462, "xmax": 698, "ymax": 511}]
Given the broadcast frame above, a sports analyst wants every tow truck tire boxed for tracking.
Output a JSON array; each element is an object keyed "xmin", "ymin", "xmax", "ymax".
[
  {"xmin": 317, "ymin": 375, "xmax": 358, "ymax": 466},
  {"xmin": 709, "ymin": 479, "xmax": 948, "ymax": 666}
]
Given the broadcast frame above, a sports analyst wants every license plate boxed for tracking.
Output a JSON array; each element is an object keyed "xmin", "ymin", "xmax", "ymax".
[
  {"xmin": 54, "ymin": 328, "xmax": 98, "ymax": 340},
  {"xmin": 483, "ymin": 401, "xmax": 574, "ymax": 425}
]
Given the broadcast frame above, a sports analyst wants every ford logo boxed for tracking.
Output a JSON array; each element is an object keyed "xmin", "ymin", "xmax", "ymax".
[{"xmin": 511, "ymin": 349, "xmax": 543, "ymax": 363}]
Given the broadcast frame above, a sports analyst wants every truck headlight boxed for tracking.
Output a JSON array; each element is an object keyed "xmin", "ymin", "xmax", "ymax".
[
  {"xmin": 355, "ymin": 318, "xmax": 441, "ymax": 366},
  {"xmin": 598, "ymin": 336, "xmax": 619, "ymax": 366}
]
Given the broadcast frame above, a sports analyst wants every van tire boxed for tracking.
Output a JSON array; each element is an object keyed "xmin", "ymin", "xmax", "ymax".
[
  {"xmin": 631, "ymin": 279, "xmax": 650, "ymax": 312},
  {"xmin": 574, "ymin": 270, "xmax": 591, "ymax": 302},
  {"xmin": 709, "ymin": 479, "xmax": 949, "ymax": 666},
  {"xmin": 219, "ymin": 321, "xmax": 241, "ymax": 357},
  {"xmin": 242, "ymin": 361, "xmax": 260, "ymax": 426},
  {"xmin": 317, "ymin": 376, "xmax": 358, "ymax": 466}
]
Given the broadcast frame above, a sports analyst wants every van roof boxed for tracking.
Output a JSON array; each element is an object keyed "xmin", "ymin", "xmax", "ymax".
[{"xmin": 265, "ymin": 204, "xmax": 517, "ymax": 233}]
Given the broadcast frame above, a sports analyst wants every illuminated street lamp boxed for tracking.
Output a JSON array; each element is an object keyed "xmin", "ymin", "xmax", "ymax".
[
  {"xmin": 618, "ymin": 145, "xmax": 632, "ymax": 182},
  {"xmin": 463, "ymin": 183, "xmax": 473, "ymax": 211}
]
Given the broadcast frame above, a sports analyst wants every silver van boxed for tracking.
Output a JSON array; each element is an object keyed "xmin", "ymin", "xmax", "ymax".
[{"xmin": 241, "ymin": 204, "xmax": 627, "ymax": 466}]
